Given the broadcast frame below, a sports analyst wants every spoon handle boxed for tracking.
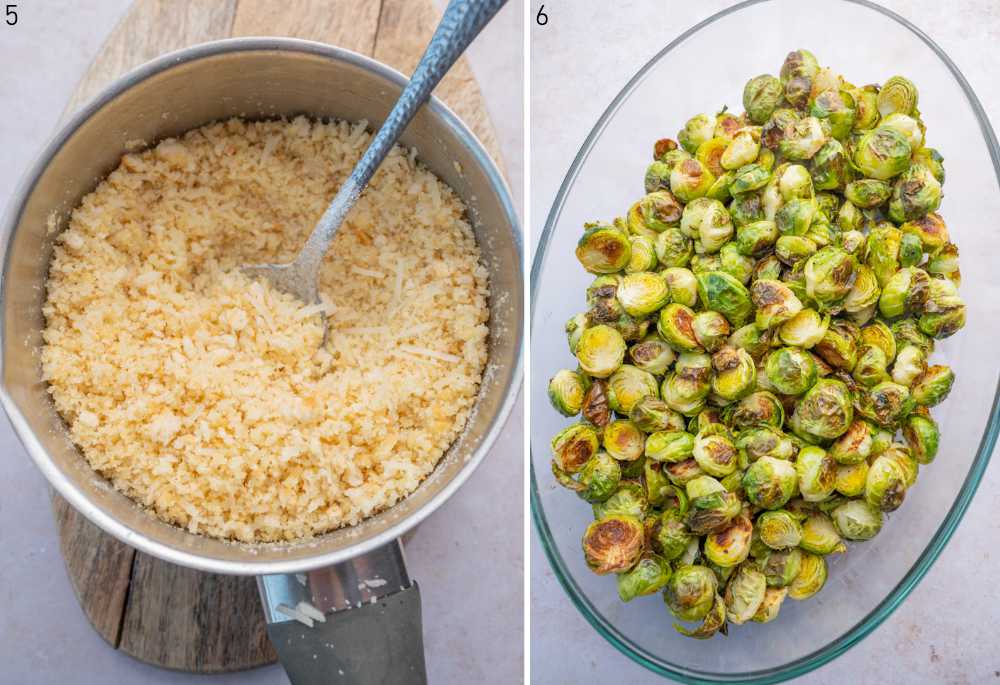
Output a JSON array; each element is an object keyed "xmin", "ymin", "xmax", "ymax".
[{"xmin": 298, "ymin": 0, "xmax": 507, "ymax": 272}]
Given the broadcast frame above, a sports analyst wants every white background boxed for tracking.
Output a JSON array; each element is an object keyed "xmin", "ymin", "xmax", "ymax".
[
  {"xmin": 0, "ymin": 1, "xmax": 523, "ymax": 684},
  {"xmin": 530, "ymin": 1, "xmax": 1000, "ymax": 684}
]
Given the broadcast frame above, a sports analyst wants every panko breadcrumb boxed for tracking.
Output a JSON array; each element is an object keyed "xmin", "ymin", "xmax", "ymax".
[{"xmin": 40, "ymin": 117, "xmax": 489, "ymax": 542}]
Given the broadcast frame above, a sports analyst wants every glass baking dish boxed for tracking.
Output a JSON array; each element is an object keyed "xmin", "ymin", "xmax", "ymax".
[{"xmin": 530, "ymin": 0, "xmax": 1000, "ymax": 681}]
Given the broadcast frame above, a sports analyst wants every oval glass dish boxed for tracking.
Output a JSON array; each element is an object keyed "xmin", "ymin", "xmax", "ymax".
[{"xmin": 530, "ymin": 0, "xmax": 1000, "ymax": 682}]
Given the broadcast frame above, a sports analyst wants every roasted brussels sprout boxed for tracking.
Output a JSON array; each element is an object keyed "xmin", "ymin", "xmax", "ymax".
[
  {"xmin": 831, "ymin": 499, "xmax": 883, "ymax": 540},
  {"xmin": 765, "ymin": 347, "xmax": 818, "ymax": 395},
  {"xmin": 834, "ymin": 460, "xmax": 869, "ymax": 497},
  {"xmin": 865, "ymin": 453, "xmax": 909, "ymax": 511},
  {"xmin": 551, "ymin": 423, "xmax": 600, "ymax": 475},
  {"xmin": 656, "ymin": 507, "xmax": 694, "ymax": 561},
  {"xmin": 583, "ymin": 515, "xmax": 645, "ymax": 574},
  {"xmin": 810, "ymin": 139, "xmax": 851, "ymax": 190},
  {"xmin": 625, "ymin": 235, "xmax": 658, "ymax": 273},
  {"xmin": 729, "ymin": 189, "xmax": 767, "ymax": 227},
  {"xmin": 618, "ymin": 555, "xmax": 672, "ymax": 602},
  {"xmin": 576, "ymin": 324, "xmax": 627, "ymax": 378},
  {"xmin": 795, "ymin": 446, "xmax": 837, "ymax": 502},
  {"xmin": 686, "ymin": 477, "xmax": 742, "ymax": 535},
  {"xmin": 724, "ymin": 564, "xmax": 767, "ymax": 625},
  {"xmin": 617, "ymin": 272, "xmax": 669, "ymax": 318},
  {"xmin": 576, "ymin": 222, "xmax": 631, "ymax": 273},
  {"xmin": 711, "ymin": 345, "xmax": 757, "ymax": 400},
  {"xmin": 853, "ymin": 126, "xmax": 911, "ymax": 180},
  {"xmin": 671, "ymin": 158, "xmax": 716, "ymax": 203},
  {"xmin": 752, "ymin": 586, "xmax": 789, "ymax": 623},
  {"xmin": 751, "ymin": 279, "xmax": 804, "ymax": 329},
  {"xmin": 645, "ymin": 430, "xmax": 696, "ymax": 463},
  {"xmin": 888, "ymin": 164, "xmax": 941, "ymax": 223},
  {"xmin": 576, "ymin": 452, "xmax": 623, "ymax": 503},
  {"xmin": 679, "ymin": 114, "xmax": 717, "ymax": 154},
  {"xmin": 788, "ymin": 552, "xmax": 827, "ymax": 600},
  {"xmin": 844, "ymin": 179, "xmax": 891, "ymax": 208},
  {"xmin": 779, "ymin": 116, "xmax": 827, "ymax": 160},
  {"xmin": 735, "ymin": 425, "xmax": 795, "ymax": 463},
  {"xmin": 828, "ymin": 419, "xmax": 872, "ymax": 465},
  {"xmin": 660, "ymin": 268, "xmax": 696, "ymax": 308},
  {"xmin": 743, "ymin": 456, "xmax": 798, "ymax": 510},
  {"xmin": 644, "ymin": 161, "xmax": 673, "ymax": 194},
  {"xmin": 761, "ymin": 547, "xmax": 803, "ymax": 588},
  {"xmin": 630, "ymin": 397, "xmax": 684, "ymax": 434},
  {"xmin": 548, "ymin": 369, "xmax": 587, "ymax": 417},
  {"xmin": 914, "ymin": 146, "xmax": 945, "ymax": 184},
  {"xmin": 693, "ymin": 431, "xmax": 739, "ymax": 478},
  {"xmin": 903, "ymin": 412, "xmax": 939, "ymax": 464},
  {"xmin": 654, "ymin": 227, "xmax": 695, "ymax": 268},
  {"xmin": 694, "ymin": 271, "xmax": 752, "ymax": 328},
  {"xmin": 758, "ymin": 510, "xmax": 803, "ymax": 550},
  {"xmin": 800, "ymin": 512, "xmax": 846, "ymax": 555},
  {"xmin": 790, "ymin": 378, "xmax": 854, "ymax": 440},
  {"xmin": 911, "ymin": 365, "xmax": 954, "ymax": 407},
  {"xmin": 603, "ymin": 420, "xmax": 647, "ymax": 462},
  {"xmin": 744, "ymin": 74, "xmax": 784, "ymax": 124},
  {"xmin": 593, "ymin": 480, "xmax": 648, "ymax": 520},
  {"xmin": 813, "ymin": 319, "xmax": 860, "ymax": 371},
  {"xmin": 881, "ymin": 112, "xmax": 925, "ymax": 151},
  {"xmin": 728, "ymin": 391, "xmax": 786, "ymax": 430},
  {"xmin": 779, "ymin": 308, "xmax": 830, "ymax": 348},
  {"xmin": 722, "ymin": 130, "xmax": 761, "ymax": 171},
  {"xmin": 665, "ymin": 564, "xmax": 719, "ymax": 623},
  {"xmin": 803, "ymin": 246, "xmax": 857, "ymax": 313},
  {"xmin": 680, "ymin": 197, "xmax": 734, "ymax": 253},
  {"xmin": 853, "ymin": 344, "xmax": 890, "ymax": 387},
  {"xmin": 877, "ymin": 75, "xmax": 919, "ymax": 117},
  {"xmin": 735, "ymin": 220, "xmax": 779, "ymax": 257},
  {"xmin": 855, "ymin": 380, "xmax": 914, "ymax": 428}
]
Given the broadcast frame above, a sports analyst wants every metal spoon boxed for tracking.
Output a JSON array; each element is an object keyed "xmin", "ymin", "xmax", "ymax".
[{"xmin": 243, "ymin": 0, "xmax": 507, "ymax": 311}]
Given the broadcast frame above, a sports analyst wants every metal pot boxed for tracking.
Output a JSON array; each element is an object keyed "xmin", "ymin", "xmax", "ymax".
[{"xmin": 0, "ymin": 38, "xmax": 521, "ymax": 684}]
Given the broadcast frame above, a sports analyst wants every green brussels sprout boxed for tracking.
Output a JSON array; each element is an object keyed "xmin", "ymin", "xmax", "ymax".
[
  {"xmin": 757, "ymin": 147, "xmax": 776, "ymax": 171},
  {"xmin": 765, "ymin": 347, "xmax": 818, "ymax": 395},
  {"xmin": 844, "ymin": 179, "xmax": 891, "ymax": 208},
  {"xmin": 654, "ymin": 137, "xmax": 680, "ymax": 160},
  {"xmin": 729, "ymin": 163, "xmax": 771, "ymax": 196},
  {"xmin": 673, "ymin": 592, "xmax": 728, "ymax": 640},
  {"xmin": 686, "ymin": 478, "xmax": 742, "ymax": 535},
  {"xmin": 697, "ymin": 137, "xmax": 730, "ymax": 178},
  {"xmin": 728, "ymin": 322, "xmax": 772, "ymax": 362},
  {"xmin": 616, "ymin": 272, "xmax": 669, "ymax": 318},
  {"xmin": 664, "ymin": 458, "xmax": 706, "ymax": 487},
  {"xmin": 679, "ymin": 113, "xmax": 717, "ymax": 154},
  {"xmin": 644, "ymin": 460, "xmax": 672, "ymax": 504},
  {"xmin": 780, "ymin": 49, "xmax": 820, "ymax": 108},
  {"xmin": 814, "ymin": 191, "xmax": 840, "ymax": 221},
  {"xmin": 603, "ymin": 419, "xmax": 646, "ymax": 462},
  {"xmin": 630, "ymin": 396, "xmax": 684, "ymax": 433},
  {"xmin": 583, "ymin": 514, "xmax": 644, "ymax": 574},
  {"xmin": 661, "ymin": 354, "xmax": 713, "ymax": 416},
  {"xmin": 627, "ymin": 334, "xmax": 674, "ymax": 375},
  {"xmin": 743, "ymin": 456, "xmax": 798, "ymax": 510},
  {"xmin": 719, "ymin": 243, "xmax": 755, "ymax": 284},
  {"xmin": 690, "ymin": 310, "xmax": 731, "ymax": 353},
  {"xmin": 645, "ymin": 430, "xmax": 696, "ymax": 463},
  {"xmin": 804, "ymin": 212, "xmax": 838, "ymax": 249},
  {"xmin": 576, "ymin": 452, "xmax": 623, "ymax": 503},
  {"xmin": 829, "ymin": 419, "xmax": 873, "ymax": 465},
  {"xmin": 735, "ymin": 220, "xmax": 779, "ymax": 257},
  {"xmin": 835, "ymin": 460, "xmax": 869, "ymax": 497},
  {"xmin": 841, "ymin": 265, "xmax": 881, "ymax": 318},
  {"xmin": 706, "ymin": 171, "xmax": 735, "ymax": 202},
  {"xmin": 840, "ymin": 228, "xmax": 866, "ymax": 256},
  {"xmin": 890, "ymin": 344, "xmax": 927, "ymax": 387},
  {"xmin": 919, "ymin": 303, "xmax": 966, "ymax": 340},
  {"xmin": 744, "ymin": 74, "xmax": 784, "ymax": 124},
  {"xmin": 832, "ymin": 499, "xmax": 883, "ymax": 540},
  {"xmin": 671, "ymin": 158, "xmax": 716, "ymax": 203},
  {"xmin": 779, "ymin": 116, "xmax": 827, "ymax": 160},
  {"xmin": 576, "ymin": 324, "xmax": 627, "ymax": 378},
  {"xmin": 810, "ymin": 139, "xmax": 851, "ymax": 190},
  {"xmin": 913, "ymin": 146, "xmax": 945, "ymax": 184},
  {"xmin": 728, "ymin": 391, "xmax": 786, "ymax": 430},
  {"xmin": 661, "ymin": 267, "xmax": 699, "ymax": 308},
  {"xmin": 763, "ymin": 108, "xmax": 802, "ymax": 151},
  {"xmin": 795, "ymin": 445, "xmax": 837, "ymax": 502},
  {"xmin": 761, "ymin": 547, "xmax": 803, "ymax": 588},
  {"xmin": 888, "ymin": 164, "xmax": 941, "ymax": 223},
  {"xmin": 617, "ymin": 554, "xmax": 671, "ymax": 602},
  {"xmin": 790, "ymin": 378, "xmax": 854, "ymax": 440},
  {"xmin": 657, "ymin": 147, "xmax": 694, "ymax": 173},
  {"xmin": 900, "ymin": 212, "xmax": 949, "ymax": 253},
  {"xmin": 810, "ymin": 89, "xmax": 857, "ymax": 140},
  {"xmin": 664, "ymin": 562, "xmax": 720, "ymax": 620},
  {"xmin": 837, "ymin": 199, "xmax": 865, "ymax": 233},
  {"xmin": 851, "ymin": 84, "xmax": 880, "ymax": 130},
  {"xmin": 716, "ymin": 111, "xmax": 744, "ymax": 140},
  {"xmin": 548, "ymin": 369, "xmax": 587, "ymax": 416},
  {"xmin": 751, "ymin": 279, "xmax": 804, "ymax": 330},
  {"xmin": 800, "ymin": 512, "xmax": 847, "ymax": 555},
  {"xmin": 711, "ymin": 346, "xmax": 757, "ymax": 401},
  {"xmin": 752, "ymin": 586, "xmax": 789, "ymax": 623},
  {"xmin": 880, "ymin": 112, "xmax": 924, "ymax": 152},
  {"xmin": 625, "ymin": 235, "xmax": 659, "ymax": 273},
  {"xmin": 657, "ymin": 508, "xmax": 694, "ymax": 561},
  {"xmin": 630, "ymin": 191, "xmax": 685, "ymax": 234},
  {"xmin": 855, "ymin": 381, "xmax": 914, "ymax": 428},
  {"xmin": 657, "ymin": 303, "xmax": 702, "ymax": 353},
  {"xmin": 814, "ymin": 319, "xmax": 860, "ymax": 371},
  {"xmin": 854, "ymin": 126, "xmax": 912, "ymax": 180},
  {"xmin": 654, "ymin": 227, "xmax": 694, "ymax": 268},
  {"xmin": 877, "ymin": 75, "xmax": 919, "ymax": 117},
  {"xmin": 593, "ymin": 480, "xmax": 648, "ymax": 520},
  {"xmin": 721, "ymin": 130, "xmax": 761, "ymax": 171},
  {"xmin": 860, "ymin": 319, "xmax": 897, "ymax": 361},
  {"xmin": 724, "ymin": 564, "xmax": 767, "ymax": 625},
  {"xmin": 775, "ymin": 235, "xmax": 819, "ymax": 266},
  {"xmin": 690, "ymin": 253, "xmax": 723, "ymax": 275},
  {"xmin": 853, "ymin": 344, "xmax": 890, "ymax": 387},
  {"xmin": 696, "ymin": 271, "xmax": 753, "ymax": 327},
  {"xmin": 778, "ymin": 308, "xmax": 830, "ymax": 349},
  {"xmin": 865, "ymin": 225, "xmax": 903, "ymax": 288},
  {"xmin": 891, "ymin": 318, "xmax": 934, "ymax": 356},
  {"xmin": 704, "ymin": 513, "xmax": 753, "ymax": 568},
  {"xmin": 576, "ymin": 222, "xmax": 631, "ymax": 274},
  {"xmin": 736, "ymin": 425, "xmax": 795, "ymax": 463},
  {"xmin": 680, "ymin": 198, "xmax": 734, "ymax": 254},
  {"xmin": 911, "ymin": 365, "xmax": 954, "ymax": 407},
  {"xmin": 920, "ymin": 277, "xmax": 965, "ymax": 330},
  {"xmin": 693, "ymin": 431, "xmax": 739, "ymax": 478},
  {"xmin": 729, "ymin": 189, "xmax": 766, "ymax": 227},
  {"xmin": 884, "ymin": 443, "xmax": 919, "ymax": 487},
  {"xmin": 903, "ymin": 412, "xmax": 940, "ymax": 464},
  {"xmin": 925, "ymin": 241, "xmax": 961, "ymax": 286},
  {"xmin": 776, "ymin": 197, "xmax": 816, "ymax": 236},
  {"xmin": 758, "ymin": 510, "xmax": 803, "ymax": 550},
  {"xmin": 788, "ymin": 552, "xmax": 827, "ymax": 600},
  {"xmin": 644, "ymin": 161, "xmax": 673, "ymax": 194},
  {"xmin": 865, "ymin": 453, "xmax": 908, "ymax": 511},
  {"xmin": 550, "ymin": 423, "xmax": 600, "ymax": 476},
  {"xmin": 803, "ymin": 246, "xmax": 858, "ymax": 315}
]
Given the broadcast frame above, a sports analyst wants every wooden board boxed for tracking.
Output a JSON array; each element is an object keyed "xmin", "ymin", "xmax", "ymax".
[{"xmin": 52, "ymin": 0, "xmax": 503, "ymax": 674}]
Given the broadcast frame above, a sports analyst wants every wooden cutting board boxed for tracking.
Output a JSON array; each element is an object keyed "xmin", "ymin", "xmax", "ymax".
[{"xmin": 52, "ymin": 0, "xmax": 503, "ymax": 674}]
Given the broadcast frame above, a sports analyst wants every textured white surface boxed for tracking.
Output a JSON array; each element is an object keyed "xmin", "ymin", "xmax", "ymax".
[
  {"xmin": 530, "ymin": 1, "xmax": 1000, "ymax": 684},
  {"xmin": 0, "ymin": 1, "xmax": 523, "ymax": 684}
]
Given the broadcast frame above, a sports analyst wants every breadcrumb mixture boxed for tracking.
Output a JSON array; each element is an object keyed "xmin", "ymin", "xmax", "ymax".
[{"xmin": 41, "ymin": 117, "xmax": 489, "ymax": 542}]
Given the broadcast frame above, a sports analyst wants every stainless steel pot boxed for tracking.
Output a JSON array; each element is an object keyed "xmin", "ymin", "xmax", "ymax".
[{"xmin": 0, "ymin": 38, "xmax": 522, "ymax": 684}]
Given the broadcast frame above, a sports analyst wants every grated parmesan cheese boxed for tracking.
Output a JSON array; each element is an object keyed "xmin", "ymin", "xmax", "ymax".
[{"xmin": 40, "ymin": 117, "xmax": 489, "ymax": 543}]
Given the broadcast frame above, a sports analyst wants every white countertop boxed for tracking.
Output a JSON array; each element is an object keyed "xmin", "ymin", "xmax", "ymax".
[
  {"xmin": 0, "ymin": 1, "xmax": 523, "ymax": 683},
  {"xmin": 530, "ymin": 1, "xmax": 999, "ymax": 683}
]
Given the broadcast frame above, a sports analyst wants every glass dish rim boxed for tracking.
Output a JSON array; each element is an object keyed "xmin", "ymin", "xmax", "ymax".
[{"xmin": 529, "ymin": 0, "xmax": 1000, "ymax": 681}]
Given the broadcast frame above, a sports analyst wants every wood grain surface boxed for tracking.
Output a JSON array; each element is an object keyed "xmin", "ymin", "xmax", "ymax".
[{"xmin": 53, "ymin": 0, "xmax": 502, "ymax": 673}]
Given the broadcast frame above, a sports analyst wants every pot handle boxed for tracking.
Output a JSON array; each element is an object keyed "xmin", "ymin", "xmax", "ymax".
[{"xmin": 257, "ymin": 539, "xmax": 427, "ymax": 685}]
